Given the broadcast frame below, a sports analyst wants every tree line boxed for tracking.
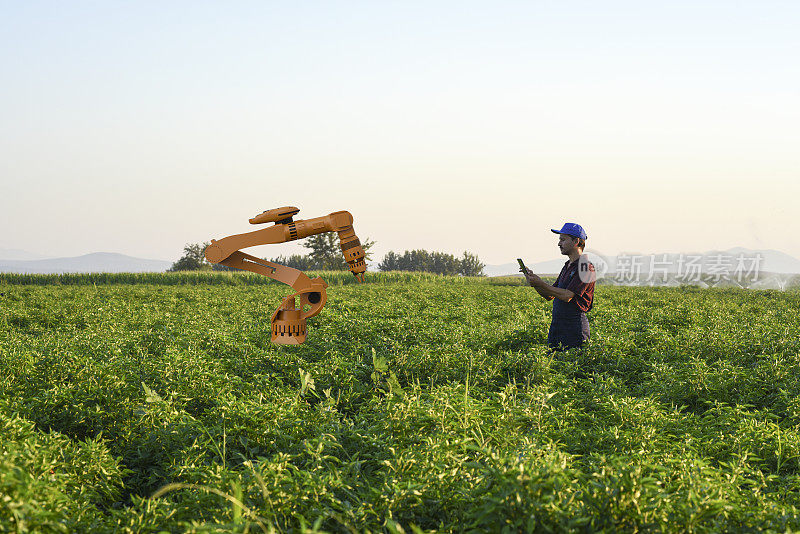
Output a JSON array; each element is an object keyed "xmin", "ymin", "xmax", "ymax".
[
  {"xmin": 378, "ymin": 250, "xmax": 484, "ymax": 276},
  {"xmin": 170, "ymin": 236, "xmax": 485, "ymax": 276}
]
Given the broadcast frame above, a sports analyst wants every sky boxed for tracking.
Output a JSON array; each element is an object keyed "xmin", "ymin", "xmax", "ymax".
[{"xmin": 1, "ymin": 1, "xmax": 798, "ymax": 265}]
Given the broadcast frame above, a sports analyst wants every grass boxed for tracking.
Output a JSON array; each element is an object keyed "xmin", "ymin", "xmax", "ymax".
[
  {"xmin": 0, "ymin": 270, "xmax": 478, "ymax": 287},
  {"xmin": 1, "ymin": 272, "xmax": 799, "ymax": 532}
]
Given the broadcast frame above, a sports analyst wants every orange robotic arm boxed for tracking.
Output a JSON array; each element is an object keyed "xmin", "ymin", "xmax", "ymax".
[{"xmin": 204, "ymin": 207, "xmax": 367, "ymax": 344}]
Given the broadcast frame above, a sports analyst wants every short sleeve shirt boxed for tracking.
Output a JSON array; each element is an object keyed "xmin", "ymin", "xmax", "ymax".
[{"xmin": 553, "ymin": 257, "xmax": 596, "ymax": 312}]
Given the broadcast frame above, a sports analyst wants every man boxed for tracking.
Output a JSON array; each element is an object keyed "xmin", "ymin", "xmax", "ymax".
[{"xmin": 521, "ymin": 223, "xmax": 595, "ymax": 351}]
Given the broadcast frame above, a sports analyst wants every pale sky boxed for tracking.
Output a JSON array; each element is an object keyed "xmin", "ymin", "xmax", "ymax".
[{"xmin": 2, "ymin": 1, "xmax": 798, "ymax": 265}]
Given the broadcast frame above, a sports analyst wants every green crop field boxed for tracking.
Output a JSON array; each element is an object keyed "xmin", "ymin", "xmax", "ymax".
[{"xmin": 1, "ymin": 273, "xmax": 799, "ymax": 533}]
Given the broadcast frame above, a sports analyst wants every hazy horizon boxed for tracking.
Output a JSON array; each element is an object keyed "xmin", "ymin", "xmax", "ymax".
[{"xmin": 2, "ymin": 2, "xmax": 798, "ymax": 265}]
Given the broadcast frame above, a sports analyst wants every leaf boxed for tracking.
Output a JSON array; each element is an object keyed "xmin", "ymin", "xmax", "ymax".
[
  {"xmin": 142, "ymin": 382, "xmax": 162, "ymax": 403},
  {"xmin": 298, "ymin": 368, "xmax": 315, "ymax": 396}
]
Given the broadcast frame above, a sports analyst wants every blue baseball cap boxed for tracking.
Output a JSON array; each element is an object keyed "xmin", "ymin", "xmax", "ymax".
[{"xmin": 551, "ymin": 223, "xmax": 587, "ymax": 240}]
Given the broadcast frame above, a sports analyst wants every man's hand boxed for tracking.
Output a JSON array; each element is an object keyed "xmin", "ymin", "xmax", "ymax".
[
  {"xmin": 522, "ymin": 266, "xmax": 564, "ymax": 301},
  {"xmin": 520, "ymin": 267, "xmax": 543, "ymax": 287}
]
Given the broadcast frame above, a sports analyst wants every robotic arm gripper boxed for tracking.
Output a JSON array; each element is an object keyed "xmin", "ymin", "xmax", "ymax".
[{"xmin": 204, "ymin": 207, "xmax": 367, "ymax": 345}]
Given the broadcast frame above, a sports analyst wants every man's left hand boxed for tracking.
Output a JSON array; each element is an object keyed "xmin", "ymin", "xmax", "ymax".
[
  {"xmin": 521, "ymin": 268, "xmax": 543, "ymax": 287},
  {"xmin": 528, "ymin": 272, "xmax": 544, "ymax": 287}
]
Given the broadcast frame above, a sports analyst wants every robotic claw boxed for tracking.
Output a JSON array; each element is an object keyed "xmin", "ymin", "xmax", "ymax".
[{"xmin": 204, "ymin": 207, "xmax": 367, "ymax": 344}]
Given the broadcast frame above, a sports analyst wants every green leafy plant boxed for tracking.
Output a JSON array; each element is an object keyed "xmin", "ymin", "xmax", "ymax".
[{"xmin": 0, "ymin": 274, "xmax": 799, "ymax": 531}]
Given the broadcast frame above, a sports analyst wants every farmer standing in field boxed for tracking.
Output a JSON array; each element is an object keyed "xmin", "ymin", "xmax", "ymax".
[{"xmin": 521, "ymin": 223, "xmax": 596, "ymax": 351}]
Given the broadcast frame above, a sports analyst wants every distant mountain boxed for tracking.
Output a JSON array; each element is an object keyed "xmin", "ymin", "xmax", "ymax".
[
  {"xmin": 0, "ymin": 252, "xmax": 172, "ymax": 274},
  {"xmin": 0, "ymin": 248, "xmax": 54, "ymax": 261},
  {"xmin": 723, "ymin": 247, "xmax": 800, "ymax": 274},
  {"xmin": 485, "ymin": 248, "xmax": 800, "ymax": 277}
]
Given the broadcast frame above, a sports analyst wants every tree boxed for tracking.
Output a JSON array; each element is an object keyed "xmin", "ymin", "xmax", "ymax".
[
  {"xmin": 431, "ymin": 251, "xmax": 462, "ymax": 275},
  {"xmin": 169, "ymin": 242, "xmax": 211, "ymax": 271},
  {"xmin": 302, "ymin": 234, "xmax": 376, "ymax": 270},
  {"xmin": 460, "ymin": 251, "xmax": 485, "ymax": 276},
  {"xmin": 211, "ymin": 262, "xmax": 237, "ymax": 271},
  {"xmin": 378, "ymin": 249, "xmax": 485, "ymax": 276},
  {"xmin": 266, "ymin": 254, "xmax": 317, "ymax": 271},
  {"xmin": 302, "ymin": 233, "xmax": 341, "ymax": 270},
  {"xmin": 379, "ymin": 251, "xmax": 401, "ymax": 271}
]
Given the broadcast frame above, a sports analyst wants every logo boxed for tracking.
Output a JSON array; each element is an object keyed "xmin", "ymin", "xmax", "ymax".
[{"xmin": 578, "ymin": 250, "xmax": 609, "ymax": 284}]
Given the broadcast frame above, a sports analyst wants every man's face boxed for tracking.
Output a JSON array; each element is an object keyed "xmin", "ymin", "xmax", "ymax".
[{"xmin": 557, "ymin": 233, "xmax": 578, "ymax": 255}]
